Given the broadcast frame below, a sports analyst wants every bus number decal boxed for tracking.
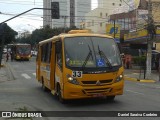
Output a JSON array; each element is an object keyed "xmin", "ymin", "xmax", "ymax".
[{"xmin": 72, "ymin": 71, "xmax": 82, "ymax": 78}]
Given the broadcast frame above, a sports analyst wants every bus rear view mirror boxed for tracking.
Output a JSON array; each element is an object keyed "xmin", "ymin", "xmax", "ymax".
[{"xmin": 56, "ymin": 41, "xmax": 62, "ymax": 54}]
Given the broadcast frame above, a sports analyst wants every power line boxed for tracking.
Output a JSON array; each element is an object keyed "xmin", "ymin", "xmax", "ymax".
[
  {"xmin": 0, "ymin": 1, "xmax": 42, "ymax": 6},
  {"xmin": 122, "ymin": 0, "xmax": 148, "ymax": 23}
]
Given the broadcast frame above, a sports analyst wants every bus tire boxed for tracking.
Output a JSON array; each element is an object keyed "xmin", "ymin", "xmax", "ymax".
[
  {"xmin": 57, "ymin": 84, "xmax": 66, "ymax": 104},
  {"xmin": 107, "ymin": 96, "xmax": 115, "ymax": 101}
]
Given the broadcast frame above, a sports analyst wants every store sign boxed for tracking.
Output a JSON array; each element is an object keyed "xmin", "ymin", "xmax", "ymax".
[
  {"xmin": 137, "ymin": 10, "xmax": 148, "ymax": 20},
  {"xmin": 124, "ymin": 29, "xmax": 148, "ymax": 41},
  {"xmin": 124, "ymin": 29, "xmax": 160, "ymax": 42},
  {"xmin": 106, "ymin": 24, "xmax": 121, "ymax": 38},
  {"xmin": 106, "ymin": 24, "xmax": 121, "ymax": 43}
]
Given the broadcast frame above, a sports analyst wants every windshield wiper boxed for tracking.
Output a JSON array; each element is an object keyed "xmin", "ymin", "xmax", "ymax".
[
  {"xmin": 98, "ymin": 45, "xmax": 113, "ymax": 69},
  {"xmin": 82, "ymin": 45, "xmax": 93, "ymax": 70}
]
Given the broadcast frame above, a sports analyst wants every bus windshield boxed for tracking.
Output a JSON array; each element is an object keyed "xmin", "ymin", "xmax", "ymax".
[
  {"xmin": 17, "ymin": 46, "xmax": 31, "ymax": 55},
  {"xmin": 64, "ymin": 36, "xmax": 121, "ymax": 69}
]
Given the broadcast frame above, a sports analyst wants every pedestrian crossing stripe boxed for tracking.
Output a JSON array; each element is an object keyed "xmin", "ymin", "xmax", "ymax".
[
  {"xmin": 33, "ymin": 73, "xmax": 36, "ymax": 76},
  {"xmin": 21, "ymin": 73, "xmax": 36, "ymax": 79},
  {"xmin": 21, "ymin": 73, "xmax": 31, "ymax": 79}
]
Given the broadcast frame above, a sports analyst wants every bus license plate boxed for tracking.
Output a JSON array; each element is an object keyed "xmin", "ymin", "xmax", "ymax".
[{"xmin": 93, "ymin": 93, "xmax": 105, "ymax": 97}]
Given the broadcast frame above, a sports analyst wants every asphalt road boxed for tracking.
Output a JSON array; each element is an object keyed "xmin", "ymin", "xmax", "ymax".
[{"xmin": 0, "ymin": 57, "xmax": 160, "ymax": 120}]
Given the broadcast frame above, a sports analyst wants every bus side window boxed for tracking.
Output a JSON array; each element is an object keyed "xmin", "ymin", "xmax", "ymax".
[
  {"xmin": 41, "ymin": 45, "xmax": 45, "ymax": 62},
  {"xmin": 57, "ymin": 53, "xmax": 62, "ymax": 68},
  {"xmin": 46, "ymin": 42, "xmax": 52, "ymax": 63},
  {"xmin": 56, "ymin": 41, "xmax": 62, "ymax": 70}
]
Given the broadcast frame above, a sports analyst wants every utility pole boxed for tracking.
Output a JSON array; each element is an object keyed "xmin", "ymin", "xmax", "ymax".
[
  {"xmin": 114, "ymin": 19, "xmax": 115, "ymax": 39},
  {"xmin": 63, "ymin": 16, "xmax": 67, "ymax": 33},
  {"xmin": 146, "ymin": 0, "xmax": 155, "ymax": 79},
  {"xmin": 0, "ymin": 8, "xmax": 59, "ymax": 65}
]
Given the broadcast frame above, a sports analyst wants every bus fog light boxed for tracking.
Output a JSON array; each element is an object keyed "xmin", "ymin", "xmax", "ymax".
[{"xmin": 115, "ymin": 74, "xmax": 123, "ymax": 82}]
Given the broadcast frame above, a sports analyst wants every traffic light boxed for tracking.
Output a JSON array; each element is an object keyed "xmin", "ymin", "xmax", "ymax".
[{"xmin": 51, "ymin": 2, "xmax": 60, "ymax": 19}]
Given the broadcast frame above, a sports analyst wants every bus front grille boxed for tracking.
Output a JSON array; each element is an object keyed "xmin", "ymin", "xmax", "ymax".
[
  {"xmin": 81, "ymin": 79, "xmax": 113, "ymax": 85},
  {"xmin": 83, "ymin": 88, "xmax": 111, "ymax": 94}
]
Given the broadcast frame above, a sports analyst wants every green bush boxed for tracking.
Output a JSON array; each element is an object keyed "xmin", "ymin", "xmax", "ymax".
[{"xmin": 132, "ymin": 56, "xmax": 146, "ymax": 65}]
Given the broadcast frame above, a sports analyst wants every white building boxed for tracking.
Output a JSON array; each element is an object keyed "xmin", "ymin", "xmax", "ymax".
[
  {"xmin": 98, "ymin": 0, "xmax": 123, "ymax": 9},
  {"xmin": 83, "ymin": 0, "xmax": 126, "ymax": 34},
  {"xmin": 43, "ymin": 0, "xmax": 91, "ymax": 28},
  {"xmin": 82, "ymin": 8, "xmax": 109, "ymax": 34}
]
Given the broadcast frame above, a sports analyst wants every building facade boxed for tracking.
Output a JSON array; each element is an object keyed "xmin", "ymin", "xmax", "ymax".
[
  {"xmin": 43, "ymin": 0, "xmax": 91, "ymax": 28},
  {"xmin": 82, "ymin": 8, "xmax": 109, "ymax": 34},
  {"xmin": 83, "ymin": 0, "xmax": 126, "ymax": 34},
  {"xmin": 98, "ymin": 0, "xmax": 124, "ymax": 9},
  {"xmin": 151, "ymin": 0, "xmax": 160, "ymax": 25}
]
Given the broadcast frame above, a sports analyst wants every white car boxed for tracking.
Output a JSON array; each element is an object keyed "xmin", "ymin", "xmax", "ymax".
[
  {"xmin": 3, "ymin": 48, "xmax": 7, "ymax": 54},
  {"xmin": 31, "ymin": 50, "xmax": 37, "ymax": 56}
]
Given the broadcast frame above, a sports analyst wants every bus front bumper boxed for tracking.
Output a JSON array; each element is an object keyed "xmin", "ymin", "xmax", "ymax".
[
  {"xmin": 16, "ymin": 55, "xmax": 31, "ymax": 60},
  {"xmin": 63, "ymin": 81, "xmax": 124, "ymax": 99}
]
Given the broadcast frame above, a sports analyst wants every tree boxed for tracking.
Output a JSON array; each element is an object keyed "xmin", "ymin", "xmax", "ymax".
[
  {"xmin": 16, "ymin": 26, "xmax": 79, "ymax": 47},
  {"xmin": 0, "ymin": 23, "xmax": 18, "ymax": 45}
]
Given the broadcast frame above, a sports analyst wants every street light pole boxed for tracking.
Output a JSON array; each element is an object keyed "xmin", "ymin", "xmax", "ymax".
[
  {"xmin": 0, "ymin": 8, "xmax": 55, "ymax": 66},
  {"xmin": 0, "ymin": 8, "xmax": 54, "ymax": 25}
]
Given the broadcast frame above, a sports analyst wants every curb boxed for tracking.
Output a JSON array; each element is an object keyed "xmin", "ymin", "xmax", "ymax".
[
  {"xmin": 5, "ymin": 62, "xmax": 16, "ymax": 80},
  {"xmin": 124, "ymin": 76, "xmax": 156, "ymax": 83}
]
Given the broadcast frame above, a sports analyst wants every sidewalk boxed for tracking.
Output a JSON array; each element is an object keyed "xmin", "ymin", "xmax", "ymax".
[
  {"xmin": 124, "ymin": 68, "xmax": 160, "ymax": 83},
  {"xmin": 0, "ymin": 60, "xmax": 8, "ymax": 83},
  {"xmin": 0, "ymin": 59, "xmax": 16, "ymax": 82},
  {"xmin": 0, "ymin": 60, "xmax": 45, "ymax": 120}
]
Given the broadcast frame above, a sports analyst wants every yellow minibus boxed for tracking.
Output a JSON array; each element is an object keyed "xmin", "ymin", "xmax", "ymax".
[{"xmin": 36, "ymin": 30, "xmax": 124, "ymax": 103}]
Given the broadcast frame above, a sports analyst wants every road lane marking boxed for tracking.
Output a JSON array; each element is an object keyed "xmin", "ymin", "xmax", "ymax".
[
  {"xmin": 21, "ymin": 73, "xmax": 31, "ymax": 79},
  {"xmin": 137, "ymin": 83, "xmax": 160, "ymax": 89},
  {"xmin": 33, "ymin": 73, "xmax": 36, "ymax": 76},
  {"xmin": 126, "ymin": 90, "xmax": 144, "ymax": 95}
]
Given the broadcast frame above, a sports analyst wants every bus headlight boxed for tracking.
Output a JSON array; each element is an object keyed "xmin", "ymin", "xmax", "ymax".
[
  {"xmin": 115, "ymin": 74, "xmax": 123, "ymax": 82},
  {"xmin": 68, "ymin": 77, "xmax": 80, "ymax": 85},
  {"xmin": 16, "ymin": 55, "xmax": 20, "ymax": 59}
]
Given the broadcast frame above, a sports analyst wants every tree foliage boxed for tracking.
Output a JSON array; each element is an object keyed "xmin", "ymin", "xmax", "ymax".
[
  {"xmin": 16, "ymin": 25, "xmax": 78, "ymax": 48},
  {"xmin": 0, "ymin": 23, "xmax": 18, "ymax": 45}
]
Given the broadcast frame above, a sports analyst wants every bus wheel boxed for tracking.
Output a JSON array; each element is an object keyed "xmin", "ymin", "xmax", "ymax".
[
  {"xmin": 107, "ymin": 96, "xmax": 115, "ymax": 101},
  {"xmin": 57, "ymin": 85, "xmax": 66, "ymax": 104}
]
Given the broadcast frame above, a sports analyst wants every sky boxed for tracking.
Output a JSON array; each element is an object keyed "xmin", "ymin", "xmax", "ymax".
[{"xmin": 0, "ymin": 0, "xmax": 98, "ymax": 32}]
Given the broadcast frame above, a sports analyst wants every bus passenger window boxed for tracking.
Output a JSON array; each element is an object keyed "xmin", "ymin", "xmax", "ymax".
[
  {"xmin": 56, "ymin": 41, "xmax": 62, "ymax": 69},
  {"xmin": 57, "ymin": 52, "xmax": 62, "ymax": 69}
]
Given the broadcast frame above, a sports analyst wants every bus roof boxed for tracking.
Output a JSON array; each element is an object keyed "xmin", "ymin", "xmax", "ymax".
[
  {"xmin": 39, "ymin": 30, "xmax": 113, "ymax": 45},
  {"xmin": 8, "ymin": 43, "xmax": 31, "ymax": 46}
]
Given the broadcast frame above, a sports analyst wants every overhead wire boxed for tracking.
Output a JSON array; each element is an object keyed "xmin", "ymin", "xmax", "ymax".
[{"xmin": 0, "ymin": 0, "xmax": 153, "ymax": 31}]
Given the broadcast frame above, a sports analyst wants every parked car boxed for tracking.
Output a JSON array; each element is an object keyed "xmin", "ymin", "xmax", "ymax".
[
  {"xmin": 31, "ymin": 50, "xmax": 37, "ymax": 56},
  {"xmin": 3, "ymin": 48, "xmax": 7, "ymax": 54}
]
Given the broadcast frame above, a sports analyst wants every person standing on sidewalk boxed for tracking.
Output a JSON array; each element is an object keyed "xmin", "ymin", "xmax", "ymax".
[
  {"xmin": 125, "ymin": 54, "xmax": 132, "ymax": 69},
  {"xmin": 10, "ymin": 52, "xmax": 14, "ymax": 61},
  {"xmin": 6, "ymin": 52, "xmax": 9, "ymax": 62}
]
